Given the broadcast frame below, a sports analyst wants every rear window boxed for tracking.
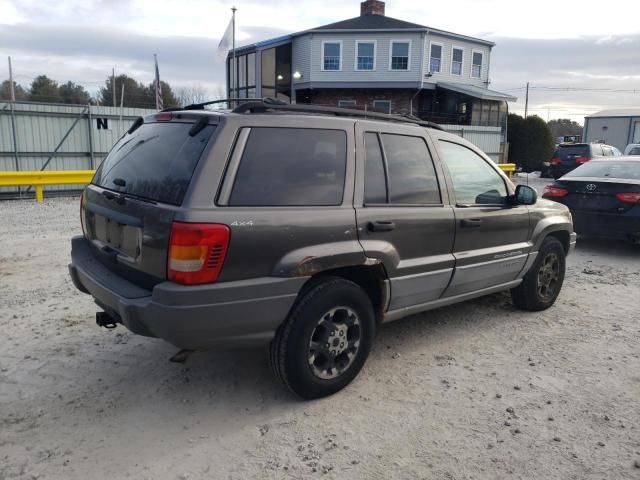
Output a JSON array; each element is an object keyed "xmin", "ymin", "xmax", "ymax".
[
  {"xmin": 557, "ymin": 145, "xmax": 589, "ymax": 159},
  {"xmin": 92, "ymin": 121, "xmax": 215, "ymax": 205},
  {"xmin": 565, "ymin": 161, "xmax": 640, "ymax": 180},
  {"xmin": 628, "ymin": 147, "xmax": 640, "ymax": 156},
  {"xmin": 228, "ymin": 128, "xmax": 347, "ymax": 206}
]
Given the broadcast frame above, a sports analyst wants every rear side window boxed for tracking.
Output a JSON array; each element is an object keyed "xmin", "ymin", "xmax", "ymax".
[
  {"xmin": 363, "ymin": 132, "xmax": 440, "ymax": 205},
  {"xmin": 229, "ymin": 128, "xmax": 347, "ymax": 206},
  {"xmin": 629, "ymin": 147, "xmax": 640, "ymax": 156},
  {"xmin": 93, "ymin": 121, "xmax": 215, "ymax": 205}
]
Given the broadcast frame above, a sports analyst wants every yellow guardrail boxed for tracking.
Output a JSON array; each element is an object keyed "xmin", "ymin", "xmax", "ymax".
[
  {"xmin": 0, "ymin": 170, "xmax": 95, "ymax": 202},
  {"xmin": 498, "ymin": 163, "xmax": 516, "ymax": 178},
  {"xmin": 3, "ymin": 164, "xmax": 517, "ymax": 203}
]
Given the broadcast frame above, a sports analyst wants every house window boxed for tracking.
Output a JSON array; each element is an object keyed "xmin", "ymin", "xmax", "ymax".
[
  {"xmin": 429, "ymin": 43, "xmax": 442, "ymax": 73},
  {"xmin": 472, "ymin": 51, "xmax": 483, "ymax": 78},
  {"xmin": 390, "ymin": 41, "xmax": 410, "ymax": 70},
  {"xmin": 451, "ymin": 47, "xmax": 463, "ymax": 75},
  {"xmin": 373, "ymin": 100, "xmax": 391, "ymax": 114},
  {"xmin": 322, "ymin": 41, "xmax": 341, "ymax": 71},
  {"xmin": 356, "ymin": 41, "xmax": 375, "ymax": 70},
  {"xmin": 338, "ymin": 100, "xmax": 357, "ymax": 108}
]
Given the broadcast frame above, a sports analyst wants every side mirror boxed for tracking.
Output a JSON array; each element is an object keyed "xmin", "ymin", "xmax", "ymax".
[{"xmin": 513, "ymin": 184, "xmax": 537, "ymax": 205}]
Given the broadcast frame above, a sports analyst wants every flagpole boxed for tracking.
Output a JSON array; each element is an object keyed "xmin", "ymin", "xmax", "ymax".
[{"xmin": 232, "ymin": 6, "xmax": 237, "ymax": 106}]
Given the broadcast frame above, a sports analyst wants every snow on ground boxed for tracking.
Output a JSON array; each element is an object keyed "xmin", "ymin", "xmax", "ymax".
[{"xmin": 1, "ymin": 196, "xmax": 639, "ymax": 480}]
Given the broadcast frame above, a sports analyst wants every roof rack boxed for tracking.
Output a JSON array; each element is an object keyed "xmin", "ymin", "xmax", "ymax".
[
  {"xmin": 231, "ymin": 98, "xmax": 444, "ymax": 131},
  {"xmin": 162, "ymin": 98, "xmax": 245, "ymax": 112}
]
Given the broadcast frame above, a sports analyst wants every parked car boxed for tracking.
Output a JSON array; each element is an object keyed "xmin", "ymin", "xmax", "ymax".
[
  {"xmin": 68, "ymin": 100, "xmax": 576, "ymax": 399},
  {"xmin": 624, "ymin": 144, "xmax": 640, "ymax": 155},
  {"xmin": 542, "ymin": 157, "xmax": 640, "ymax": 242},
  {"xmin": 550, "ymin": 142, "xmax": 621, "ymax": 179}
]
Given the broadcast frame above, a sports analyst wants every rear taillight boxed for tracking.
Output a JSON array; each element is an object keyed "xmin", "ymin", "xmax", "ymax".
[
  {"xmin": 167, "ymin": 222, "xmax": 230, "ymax": 285},
  {"xmin": 543, "ymin": 186, "xmax": 569, "ymax": 198},
  {"xmin": 616, "ymin": 192, "xmax": 640, "ymax": 203},
  {"xmin": 550, "ymin": 157, "xmax": 561, "ymax": 165},
  {"xmin": 575, "ymin": 156, "xmax": 591, "ymax": 164},
  {"xmin": 80, "ymin": 191, "xmax": 87, "ymax": 237}
]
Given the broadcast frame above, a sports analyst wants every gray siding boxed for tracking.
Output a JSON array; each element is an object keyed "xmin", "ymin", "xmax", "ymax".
[
  {"xmin": 292, "ymin": 34, "xmax": 312, "ymax": 87},
  {"xmin": 307, "ymin": 32, "xmax": 425, "ymax": 83},
  {"xmin": 583, "ymin": 116, "xmax": 640, "ymax": 151},
  {"xmin": 423, "ymin": 34, "xmax": 491, "ymax": 87}
]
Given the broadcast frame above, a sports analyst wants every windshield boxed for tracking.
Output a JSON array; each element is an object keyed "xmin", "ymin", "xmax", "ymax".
[
  {"xmin": 92, "ymin": 121, "xmax": 215, "ymax": 205},
  {"xmin": 565, "ymin": 161, "xmax": 640, "ymax": 180}
]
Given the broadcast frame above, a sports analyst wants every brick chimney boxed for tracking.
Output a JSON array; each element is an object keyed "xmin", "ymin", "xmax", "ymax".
[{"xmin": 360, "ymin": 0, "xmax": 385, "ymax": 16}]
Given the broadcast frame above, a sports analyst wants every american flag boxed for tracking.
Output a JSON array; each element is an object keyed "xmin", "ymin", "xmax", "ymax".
[{"xmin": 154, "ymin": 54, "xmax": 163, "ymax": 111}]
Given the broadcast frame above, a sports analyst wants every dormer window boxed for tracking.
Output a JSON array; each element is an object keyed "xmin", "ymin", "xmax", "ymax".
[
  {"xmin": 322, "ymin": 41, "xmax": 342, "ymax": 71},
  {"xmin": 390, "ymin": 41, "xmax": 410, "ymax": 70}
]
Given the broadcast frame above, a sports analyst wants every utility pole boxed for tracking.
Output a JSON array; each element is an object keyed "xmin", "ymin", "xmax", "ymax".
[
  {"xmin": 8, "ymin": 56, "xmax": 16, "ymax": 101},
  {"xmin": 232, "ymin": 6, "xmax": 237, "ymax": 105},
  {"xmin": 524, "ymin": 82, "xmax": 529, "ymax": 118},
  {"xmin": 119, "ymin": 83, "xmax": 125, "ymax": 134},
  {"xmin": 112, "ymin": 67, "xmax": 116, "ymax": 108}
]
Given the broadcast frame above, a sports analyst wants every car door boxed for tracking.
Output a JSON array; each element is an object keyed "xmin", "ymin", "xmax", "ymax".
[
  {"xmin": 354, "ymin": 122, "xmax": 455, "ymax": 310},
  {"xmin": 434, "ymin": 137, "xmax": 531, "ymax": 297}
]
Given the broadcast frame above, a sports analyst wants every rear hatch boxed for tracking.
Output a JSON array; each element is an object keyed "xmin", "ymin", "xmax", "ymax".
[
  {"xmin": 82, "ymin": 113, "xmax": 217, "ymax": 288},
  {"xmin": 555, "ymin": 144, "xmax": 590, "ymax": 168}
]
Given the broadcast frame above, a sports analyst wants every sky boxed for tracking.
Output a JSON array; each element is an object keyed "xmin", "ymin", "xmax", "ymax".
[{"xmin": 1, "ymin": 0, "xmax": 639, "ymax": 123}]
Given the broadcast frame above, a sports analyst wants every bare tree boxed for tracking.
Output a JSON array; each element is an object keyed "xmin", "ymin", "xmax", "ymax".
[{"xmin": 176, "ymin": 84, "xmax": 210, "ymax": 106}]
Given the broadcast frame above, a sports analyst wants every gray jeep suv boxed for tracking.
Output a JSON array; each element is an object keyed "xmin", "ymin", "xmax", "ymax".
[{"xmin": 69, "ymin": 100, "xmax": 576, "ymax": 399}]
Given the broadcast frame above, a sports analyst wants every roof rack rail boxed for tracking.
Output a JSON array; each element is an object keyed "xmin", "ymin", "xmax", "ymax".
[
  {"xmin": 231, "ymin": 98, "xmax": 444, "ymax": 131},
  {"xmin": 162, "ymin": 98, "xmax": 245, "ymax": 112}
]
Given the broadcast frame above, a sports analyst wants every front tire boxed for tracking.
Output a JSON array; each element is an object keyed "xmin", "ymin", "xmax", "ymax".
[
  {"xmin": 511, "ymin": 236, "xmax": 566, "ymax": 311},
  {"xmin": 270, "ymin": 277, "xmax": 375, "ymax": 399}
]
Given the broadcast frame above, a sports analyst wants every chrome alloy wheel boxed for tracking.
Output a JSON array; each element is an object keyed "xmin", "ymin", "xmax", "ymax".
[
  {"xmin": 308, "ymin": 307, "xmax": 361, "ymax": 380},
  {"xmin": 537, "ymin": 252, "xmax": 560, "ymax": 300}
]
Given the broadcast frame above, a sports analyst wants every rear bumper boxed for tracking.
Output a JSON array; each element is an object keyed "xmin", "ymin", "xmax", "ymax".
[
  {"xmin": 571, "ymin": 210, "xmax": 640, "ymax": 240},
  {"xmin": 69, "ymin": 236, "xmax": 306, "ymax": 349}
]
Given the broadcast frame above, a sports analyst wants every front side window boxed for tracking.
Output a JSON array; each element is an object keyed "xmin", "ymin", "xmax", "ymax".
[
  {"xmin": 472, "ymin": 51, "xmax": 483, "ymax": 78},
  {"xmin": 229, "ymin": 128, "xmax": 347, "ymax": 206},
  {"xmin": 364, "ymin": 133, "xmax": 440, "ymax": 205},
  {"xmin": 451, "ymin": 47, "xmax": 463, "ymax": 75},
  {"xmin": 390, "ymin": 41, "xmax": 409, "ymax": 70},
  {"xmin": 373, "ymin": 100, "xmax": 391, "ymax": 114},
  {"xmin": 439, "ymin": 140, "xmax": 507, "ymax": 205},
  {"xmin": 323, "ymin": 42, "xmax": 341, "ymax": 71},
  {"xmin": 430, "ymin": 43, "xmax": 442, "ymax": 73},
  {"xmin": 356, "ymin": 42, "xmax": 375, "ymax": 70}
]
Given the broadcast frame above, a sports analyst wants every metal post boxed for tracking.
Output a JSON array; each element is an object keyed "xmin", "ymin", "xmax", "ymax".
[
  {"xmin": 112, "ymin": 67, "xmax": 116, "ymax": 108},
  {"xmin": 8, "ymin": 56, "xmax": 16, "ymax": 102},
  {"xmin": 120, "ymin": 83, "xmax": 125, "ymax": 135},
  {"xmin": 232, "ymin": 6, "xmax": 237, "ymax": 107},
  {"xmin": 8, "ymin": 57, "xmax": 21, "ymax": 195},
  {"xmin": 87, "ymin": 104, "xmax": 95, "ymax": 169}
]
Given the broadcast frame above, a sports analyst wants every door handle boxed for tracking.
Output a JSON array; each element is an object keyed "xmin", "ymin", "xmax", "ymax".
[
  {"xmin": 460, "ymin": 218, "xmax": 482, "ymax": 228},
  {"xmin": 368, "ymin": 221, "xmax": 396, "ymax": 232}
]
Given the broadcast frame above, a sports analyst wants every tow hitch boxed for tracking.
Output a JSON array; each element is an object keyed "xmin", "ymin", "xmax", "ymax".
[{"xmin": 96, "ymin": 311, "xmax": 119, "ymax": 329}]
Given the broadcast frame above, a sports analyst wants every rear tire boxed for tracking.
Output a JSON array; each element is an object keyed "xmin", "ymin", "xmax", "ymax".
[
  {"xmin": 511, "ymin": 236, "xmax": 566, "ymax": 311},
  {"xmin": 269, "ymin": 277, "xmax": 375, "ymax": 399}
]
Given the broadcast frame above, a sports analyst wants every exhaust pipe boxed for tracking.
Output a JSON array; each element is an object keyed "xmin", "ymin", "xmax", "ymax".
[{"xmin": 96, "ymin": 311, "xmax": 120, "ymax": 329}]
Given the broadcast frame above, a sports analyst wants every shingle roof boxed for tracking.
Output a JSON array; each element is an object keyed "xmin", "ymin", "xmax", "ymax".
[{"xmin": 311, "ymin": 14, "xmax": 426, "ymax": 31}]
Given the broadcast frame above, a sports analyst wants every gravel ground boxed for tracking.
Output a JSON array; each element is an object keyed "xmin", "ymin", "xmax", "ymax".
[{"xmin": 1, "ymin": 196, "xmax": 639, "ymax": 480}]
